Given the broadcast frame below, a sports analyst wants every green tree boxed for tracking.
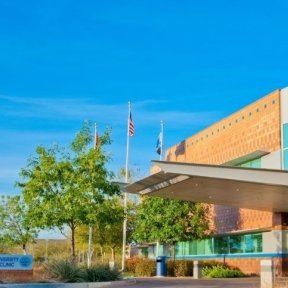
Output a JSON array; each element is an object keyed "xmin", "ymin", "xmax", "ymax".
[
  {"xmin": 0, "ymin": 195, "xmax": 38, "ymax": 254},
  {"xmin": 18, "ymin": 122, "xmax": 119, "ymax": 260},
  {"xmin": 133, "ymin": 196, "xmax": 210, "ymax": 258},
  {"xmin": 94, "ymin": 197, "xmax": 124, "ymax": 263},
  {"xmin": 76, "ymin": 197, "xmax": 125, "ymax": 264}
]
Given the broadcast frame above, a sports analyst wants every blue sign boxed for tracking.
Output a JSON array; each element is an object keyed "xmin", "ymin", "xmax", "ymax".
[{"xmin": 0, "ymin": 254, "xmax": 33, "ymax": 270}]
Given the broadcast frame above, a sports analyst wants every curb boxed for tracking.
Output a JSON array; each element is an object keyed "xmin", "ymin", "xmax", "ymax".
[{"xmin": 0, "ymin": 279, "xmax": 137, "ymax": 288}]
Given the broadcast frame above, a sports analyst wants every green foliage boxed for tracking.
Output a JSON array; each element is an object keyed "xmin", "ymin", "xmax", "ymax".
[
  {"xmin": 0, "ymin": 195, "xmax": 38, "ymax": 253},
  {"xmin": 45, "ymin": 260, "xmax": 82, "ymax": 283},
  {"xmin": 17, "ymin": 122, "xmax": 120, "ymax": 259},
  {"xmin": 202, "ymin": 264, "xmax": 245, "ymax": 278},
  {"xmin": 76, "ymin": 197, "xmax": 124, "ymax": 262},
  {"xmin": 83, "ymin": 265, "xmax": 120, "ymax": 282},
  {"xmin": 167, "ymin": 260, "xmax": 193, "ymax": 277},
  {"xmin": 133, "ymin": 196, "xmax": 210, "ymax": 253},
  {"xmin": 134, "ymin": 258, "xmax": 156, "ymax": 276},
  {"xmin": 45, "ymin": 260, "xmax": 120, "ymax": 282}
]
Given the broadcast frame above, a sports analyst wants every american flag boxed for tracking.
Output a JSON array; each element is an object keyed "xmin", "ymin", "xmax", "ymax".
[{"xmin": 129, "ymin": 112, "xmax": 135, "ymax": 137}]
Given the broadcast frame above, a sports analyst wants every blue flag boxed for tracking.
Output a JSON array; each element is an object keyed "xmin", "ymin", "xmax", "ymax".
[{"xmin": 156, "ymin": 132, "xmax": 162, "ymax": 155}]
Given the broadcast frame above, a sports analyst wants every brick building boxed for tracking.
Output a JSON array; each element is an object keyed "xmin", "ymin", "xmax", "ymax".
[{"xmin": 127, "ymin": 87, "xmax": 288, "ymax": 276}]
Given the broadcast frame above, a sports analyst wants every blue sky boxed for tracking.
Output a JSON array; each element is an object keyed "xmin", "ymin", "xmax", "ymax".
[{"xmin": 1, "ymin": 0, "xmax": 288, "ymax": 197}]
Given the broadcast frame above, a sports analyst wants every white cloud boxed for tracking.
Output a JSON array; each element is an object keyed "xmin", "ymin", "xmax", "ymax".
[{"xmin": 0, "ymin": 94, "xmax": 222, "ymax": 127}]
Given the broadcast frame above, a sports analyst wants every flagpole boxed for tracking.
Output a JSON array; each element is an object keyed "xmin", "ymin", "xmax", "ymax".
[
  {"xmin": 160, "ymin": 120, "xmax": 164, "ymax": 161},
  {"xmin": 121, "ymin": 102, "xmax": 131, "ymax": 271},
  {"xmin": 87, "ymin": 123, "xmax": 97, "ymax": 268},
  {"xmin": 156, "ymin": 120, "xmax": 163, "ymax": 257}
]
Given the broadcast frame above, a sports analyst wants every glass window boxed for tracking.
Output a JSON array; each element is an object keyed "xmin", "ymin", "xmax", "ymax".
[
  {"xmin": 244, "ymin": 234, "xmax": 262, "ymax": 253},
  {"xmin": 205, "ymin": 238, "xmax": 214, "ymax": 255},
  {"xmin": 195, "ymin": 240, "xmax": 204, "ymax": 255},
  {"xmin": 283, "ymin": 123, "xmax": 288, "ymax": 149},
  {"xmin": 214, "ymin": 236, "xmax": 229, "ymax": 254},
  {"xmin": 175, "ymin": 242, "xmax": 184, "ymax": 256},
  {"xmin": 158, "ymin": 244, "xmax": 165, "ymax": 256},
  {"xmin": 188, "ymin": 240, "xmax": 197, "ymax": 255},
  {"xmin": 230, "ymin": 235, "xmax": 244, "ymax": 253},
  {"xmin": 251, "ymin": 158, "xmax": 261, "ymax": 168},
  {"xmin": 238, "ymin": 158, "xmax": 261, "ymax": 168},
  {"xmin": 172, "ymin": 233, "xmax": 262, "ymax": 257},
  {"xmin": 284, "ymin": 150, "xmax": 288, "ymax": 170}
]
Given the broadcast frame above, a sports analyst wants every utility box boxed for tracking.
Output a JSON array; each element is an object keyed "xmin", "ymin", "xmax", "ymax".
[{"xmin": 156, "ymin": 256, "xmax": 167, "ymax": 277}]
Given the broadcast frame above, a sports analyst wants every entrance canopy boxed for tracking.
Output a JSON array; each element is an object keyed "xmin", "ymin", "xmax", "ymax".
[{"xmin": 126, "ymin": 161, "xmax": 288, "ymax": 212}]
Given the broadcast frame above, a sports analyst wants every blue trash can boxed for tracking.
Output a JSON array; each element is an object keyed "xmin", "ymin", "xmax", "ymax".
[{"xmin": 156, "ymin": 256, "xmax": 167, "ymax": 276}]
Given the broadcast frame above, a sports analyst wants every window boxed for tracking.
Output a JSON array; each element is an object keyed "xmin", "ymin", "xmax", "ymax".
[
  {"xmin": 283, "ymin": 123, "xmax": 288, "ymax": 149},
  {"xmin": 237, "ymin": 158, "xmax": 261, "ymax": 168},
  {"xmin": 169, "ymin": 233, "xmax": 263, "ymax": 258},
  {"xmin": 214, "ymin": 236, "xmax": 229, "ymax": 254},
  {"xmin": 244, "ymin": 234, "xmax": 262, "ymax": 253},
  {"xmin": 230, "ymin": 235, "xmax": 244, "ymax": 253},
  {"xmin": 283, "ymin": 123, "xmax": 288, "ymax": 170}
]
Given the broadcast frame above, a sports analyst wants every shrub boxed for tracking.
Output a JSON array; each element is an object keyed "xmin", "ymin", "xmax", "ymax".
[
  {"xmin": 135, "ymin": 258, "xmax": 156, "ymax": 276},
  {"xmin": 202, "ymin": 265, "xmax": 245, "ymax": 278},
  {"xmin": 45, "ymin": 260, "xmax": 82, "ymax": 282},
  {"xmin": 125, "ymin": 257, "xmax": 141, "ymax": 274},
  {"xmin": 82, "ymin": 265, "xmax": 120, "ymax": 282},
  {"xmin": 201, "ymin": 260, "xmax": 227, "ymax": 269},
  {"xmin": 167, "ymin": 260, "xmax": 193, "ymax": 277},
  {"xmin": 167, "ymin": 260, "xmax": 175, "ymax": 276},
  {"xmin": 45, "ymin": 261, "xmax": 121, "ymax": 282}
]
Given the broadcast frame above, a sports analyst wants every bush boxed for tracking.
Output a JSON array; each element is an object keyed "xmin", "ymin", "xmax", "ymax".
[
  {"xmin": 45, "ymin": 260, "xmax": 82, "ymax": 282},
  {"xmin": 167, "ymin": 260, "xmax": 193, "ymax": 277},
  {"xmin": 125, "ymin": 257, "xmax": 141, "ymax": 274},
  {"xmin": 135, "ymin": 258, "xmax": 156, "ymax": 276},
  {"xmin": 45, "ymin": 260, "xmax": 121, "ymax": 282},
  {"xmin": 82, "ymin": 265, "xmax": 120, "ymax": 282},
  {"xmin": 202, "ymin": 265, "xmax": 245, "ymax": 278}
]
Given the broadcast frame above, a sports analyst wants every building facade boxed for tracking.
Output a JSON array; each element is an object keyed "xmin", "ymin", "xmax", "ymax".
[{"xmin": 144, "ymin": 88, "xmax": 288, "ymax": 276}]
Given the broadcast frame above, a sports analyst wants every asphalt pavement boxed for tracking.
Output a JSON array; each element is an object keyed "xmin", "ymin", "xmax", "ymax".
[
  {"xmin": 0, "ymin": 277, "xmax": 261, "ymax": 288},
  {"xmin": 107, "ymin": 277, "xmax": 260, "ymax": 288}
]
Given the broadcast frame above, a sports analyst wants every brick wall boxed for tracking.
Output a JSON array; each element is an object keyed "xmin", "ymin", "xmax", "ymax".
[
  {"xmin": 166, "ymin": 90, "xmax": 280, "ymax": 165},
  {"xmin": 165, "ymin": 89, "xmax": 281, "ymax": 234},
  {"xmin": 0, "ymin": 269, "xmax": 33, "ymax": 282}
]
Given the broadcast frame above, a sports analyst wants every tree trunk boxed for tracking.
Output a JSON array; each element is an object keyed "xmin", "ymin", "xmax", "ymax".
[
  {"xmin": 173, "ymin": 243, "xmax": 176, "ymax": 261},
  {"xmin": 100, "ymin": 246, "xmax": 104, "ymax": 263},
  {"xmin": 22, "ymin": 244, "xmax": 27, "ymax": 255},
  {"xmin": 71, "ymin": 223, "xmax": 76, "ymax": 262},
  {"xmin": 111, "ymin": 246, "xmax": 116, "ymax": 263},
  {"xmin": 172, "ymin": 243, "xmax": 176, "ymax": 276}
]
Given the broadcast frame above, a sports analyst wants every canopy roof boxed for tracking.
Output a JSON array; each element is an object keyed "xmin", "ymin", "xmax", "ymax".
[{"xmin": 126, "ymin": 161, "xmax": 288, "ymax": 212}]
